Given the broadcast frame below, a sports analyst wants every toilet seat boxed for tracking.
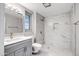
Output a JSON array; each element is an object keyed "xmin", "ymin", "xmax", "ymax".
[{"xmin": 32, "ymin": 43, "xmax": 42, "ymax": 53}]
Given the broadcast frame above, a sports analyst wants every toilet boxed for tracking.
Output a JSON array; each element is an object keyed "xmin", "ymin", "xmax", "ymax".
[{"xmin": 32, "ymin": 43, "xmax": 42, "ymax": 53}]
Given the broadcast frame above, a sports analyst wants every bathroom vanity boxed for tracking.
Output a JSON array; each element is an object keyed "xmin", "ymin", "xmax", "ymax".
[
  {"xmin": 4, "ymin": 36, "xmax": 32, "ymax": 56},
  {"xmin": 4, "ymin": 4, "xmax": 33, "ymax": 56}
]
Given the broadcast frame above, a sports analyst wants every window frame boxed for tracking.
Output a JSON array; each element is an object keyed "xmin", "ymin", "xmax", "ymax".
[{"xmin": 23, "ymin": 11, "xmax": 32, "ymax": 32}]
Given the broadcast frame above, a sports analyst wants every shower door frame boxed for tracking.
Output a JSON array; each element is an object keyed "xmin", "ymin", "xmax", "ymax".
[{"xmin": 74, "ymin": 21, "xmax": 79, "ymax": 56}]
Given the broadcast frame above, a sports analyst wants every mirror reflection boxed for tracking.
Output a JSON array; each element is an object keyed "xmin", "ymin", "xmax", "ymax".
[{"xmin": 5, "ymin": 4, "xmax": 23, "ymax": 34}]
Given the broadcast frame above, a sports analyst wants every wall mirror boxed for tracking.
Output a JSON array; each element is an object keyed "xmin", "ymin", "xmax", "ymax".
[{"xmin": 5, "ymin": 4, "xmax": 23, "ymax": 34}]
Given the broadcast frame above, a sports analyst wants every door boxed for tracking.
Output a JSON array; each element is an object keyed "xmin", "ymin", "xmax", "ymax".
[
  {"xmin": 76, "ymin": 23, "xmax": 79, "ymax": 55},
  {"xmin": 36, "ymin": 13, "xmax": 44, "ymax": 44}
]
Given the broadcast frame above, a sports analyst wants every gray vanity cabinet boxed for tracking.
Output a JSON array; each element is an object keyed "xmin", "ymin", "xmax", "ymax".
[{"xmin": 4, "ymin": 39, "xmax": 32, "ymax": 56}]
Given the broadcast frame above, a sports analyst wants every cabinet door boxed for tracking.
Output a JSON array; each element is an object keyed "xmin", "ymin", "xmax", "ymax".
[
  {"xmin": 26, "ymin": 45, "xmax": 32, "ymax": 56},
  {"xmin": 5, "ymin": 39, "xmax": 32, "ymax": 56},
  {"xmin": 5, "ymin": 53, "xmax": 15, "ymax": 56},
  {"xmin": 15, "ymin": 47, "xmax": 26, "ymax": 56}
]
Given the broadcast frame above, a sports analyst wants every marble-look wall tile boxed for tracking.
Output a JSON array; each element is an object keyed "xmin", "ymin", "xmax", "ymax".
[{"xmin": 44, "ymin": 13, "xmax": 72, "ymax": 51}]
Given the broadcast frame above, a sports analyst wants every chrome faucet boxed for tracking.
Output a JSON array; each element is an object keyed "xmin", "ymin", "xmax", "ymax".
[{"xmin": 10, "ymin": 32, "xmax": 13, "ymax": 39}]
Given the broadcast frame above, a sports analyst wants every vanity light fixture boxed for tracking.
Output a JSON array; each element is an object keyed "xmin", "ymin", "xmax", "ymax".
[{"xmin": 42, "ymin": 3, "xmax": 51, "ymax": 8}]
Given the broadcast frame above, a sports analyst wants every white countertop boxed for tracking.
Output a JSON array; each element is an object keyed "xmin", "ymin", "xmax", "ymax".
[{"xmin": 4, "ymin": 36, "xmax": 33, "ymax": 46}]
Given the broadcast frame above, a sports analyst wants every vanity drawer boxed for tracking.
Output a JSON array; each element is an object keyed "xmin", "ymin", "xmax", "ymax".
[{"xmin": 4, "ymin": 39, "xmax": 32, "ymax": 56}]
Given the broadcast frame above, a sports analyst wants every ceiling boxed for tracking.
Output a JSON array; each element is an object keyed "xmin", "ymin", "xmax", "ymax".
[{"xmin": 21, "ymin": 3, "xmax": 73, "ymax": 17}]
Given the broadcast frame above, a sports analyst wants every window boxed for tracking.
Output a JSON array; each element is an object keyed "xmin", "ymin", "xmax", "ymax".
[{"xmin": 24, "ymin": 14, "xmax": 30, "ymax": 32}]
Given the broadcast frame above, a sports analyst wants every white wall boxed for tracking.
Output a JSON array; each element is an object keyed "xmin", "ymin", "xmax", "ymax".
[
  {"xmin": 31, "ymin": 11, "xmax": 36, "ymax": 43},
  {"xmin": 44, "ymin": 13, "xmax": 72, "ymax": 52},
  {"xmin": 71, "ymin": 4, "xmax": 79, "ymax": 23},
  {"xmin": 70, "ymin": 4, "xmax": 75, "ymax": 55},
  {"xmin": 0, "ymin": 3, "xmax": 5, "ymax": 56}
]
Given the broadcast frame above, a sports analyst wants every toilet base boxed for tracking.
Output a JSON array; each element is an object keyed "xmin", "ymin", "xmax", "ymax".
[
  {"xmin": 32, "ymin": 51, "xmax": 40, "ymax": 54},
  {"xmin": 32, "ymin": 43, "xmax": 42, "ymax": 54},
  {"xmin": 32, "ymin": 50, "xmax": 41, "ymax": 55},
  {"xmin": 32, "ymin": 46, "xmax": 41, "ymax": 53}
]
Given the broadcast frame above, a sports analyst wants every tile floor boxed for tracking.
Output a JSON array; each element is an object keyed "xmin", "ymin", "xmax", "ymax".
[{"xmin": 32, "ymin": 44, "xmax": 73, "ymax": 56}]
